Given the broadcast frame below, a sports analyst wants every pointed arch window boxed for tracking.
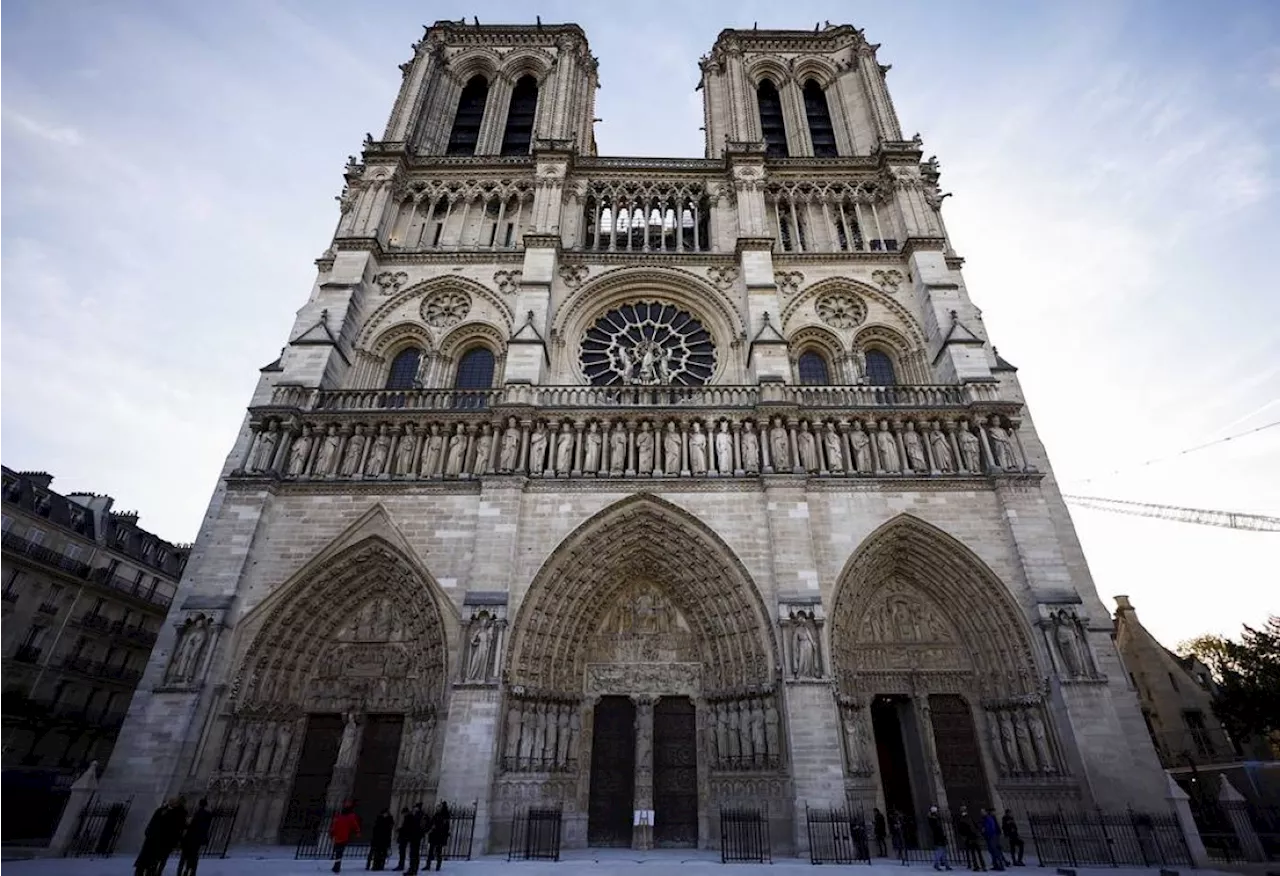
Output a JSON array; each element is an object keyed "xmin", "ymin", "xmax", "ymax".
[
  {"xmin": 865, "ymin": 350, "xmax": 897, "ymax": 386},
  {"xmin": 454, "ymin": 347, "xmax": 495, "ymax": 390},
  {"xmin": 385, "ymin": 348, "xmax": 424, "ymax": 390},
  {"xmin": 446, "ymin": 75, "xmax": 489, "ymax": 156},
  {"xmin": 797, "ymin": 351, "xmax": 830, "ymax": 385},
  {"xmin": 803, "ymin": 80, "xmax": 838, "ymax": 157},
  {"xmin": 757, "ymin": 80, "xmax": 789, "ymax": 158},
  {"xmin": 501, "ymin": 75, "xmax": 539, "ymax": 156}
]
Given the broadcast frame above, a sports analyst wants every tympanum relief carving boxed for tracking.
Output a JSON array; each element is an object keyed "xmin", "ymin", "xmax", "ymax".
[
  {"xmin": 588, "ymin": 582, "xmax": 696, "ymax": 664},
  {"xmin": 848, "ymin": 583, "xmax": 967, "ymax": 674}
]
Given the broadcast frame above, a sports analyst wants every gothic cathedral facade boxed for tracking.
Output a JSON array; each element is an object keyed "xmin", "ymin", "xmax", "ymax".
[{"xmin": 101, "ymin": 22, "xmax": 1167, "ymax": 854}]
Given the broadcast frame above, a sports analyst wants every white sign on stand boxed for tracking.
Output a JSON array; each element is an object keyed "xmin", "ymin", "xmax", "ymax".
[{"xmin": 633, "ymin": 809, "xmax": 654, "ymax": 826}]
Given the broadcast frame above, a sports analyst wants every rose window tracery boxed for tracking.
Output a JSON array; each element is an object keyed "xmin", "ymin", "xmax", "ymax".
[
  {"xmin": 420, "ymin": 289, "xmax": 472, "ymax": 328},
  {"xmin": 581, "ymin": 301, "xmax": 716, "ymax": 386},
  {"xmin": 816, "ymin": 291, "xmax": 867, "ymax": 330}
]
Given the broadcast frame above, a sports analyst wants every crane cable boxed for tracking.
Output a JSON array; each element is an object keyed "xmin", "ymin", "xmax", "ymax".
[{"xmin": 1067, "ymin": 420, "xmax": 1278, "ymax": 487}]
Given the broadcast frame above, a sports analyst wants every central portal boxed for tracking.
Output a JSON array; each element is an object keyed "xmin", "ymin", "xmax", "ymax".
[{"xmin": 588, "ymin": 696, "xmax": 636, "ymax": 846}]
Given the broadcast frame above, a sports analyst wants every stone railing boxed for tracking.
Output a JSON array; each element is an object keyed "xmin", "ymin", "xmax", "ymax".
[{"xmin": 238, "ymin": 382, "xmax": 1032, "ymax": 484}]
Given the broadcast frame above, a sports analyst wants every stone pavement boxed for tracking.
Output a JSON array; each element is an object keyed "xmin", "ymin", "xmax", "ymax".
[{"xmin": 0, "ymin": 848, "xmax": 1234, "ymax": 876}]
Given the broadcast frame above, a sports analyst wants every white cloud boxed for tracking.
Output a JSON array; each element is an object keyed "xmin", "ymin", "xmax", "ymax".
[{"xmin": 2, "ymin": 108, "xmax": 82, "ymax": 145}]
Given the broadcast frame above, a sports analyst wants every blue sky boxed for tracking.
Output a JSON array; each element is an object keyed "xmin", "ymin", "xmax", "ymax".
[{"xmin": 2, "ymin": 0, "xmax": 1277, "ymax": 647}]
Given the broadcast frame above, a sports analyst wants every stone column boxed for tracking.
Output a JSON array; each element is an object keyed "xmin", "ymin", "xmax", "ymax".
[
  {"xmin": 632, "ymin": 696, "xmax": 656, "ymax": 851},
  {"xmin": 912, "ymin": 694, "xmax": 951, "ymax": 810}
]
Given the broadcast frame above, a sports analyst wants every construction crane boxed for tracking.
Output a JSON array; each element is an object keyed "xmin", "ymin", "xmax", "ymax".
[{"xmin": 1062, "ymin": 494, "xmax": 1280, "ymax": 533}]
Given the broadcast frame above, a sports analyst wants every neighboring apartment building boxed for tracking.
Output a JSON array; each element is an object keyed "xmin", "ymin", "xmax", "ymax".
[{"xmin": 1, "ymin": 466, "xmax": 188, "ymax": 844}]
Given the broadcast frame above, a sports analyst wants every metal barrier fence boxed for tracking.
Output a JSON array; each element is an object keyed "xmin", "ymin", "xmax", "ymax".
[
  {"xmin": 1192, "ymin": 800, "xmax": 1280, "ymax": 864},
  {"xmin": 294, "ymin": 802, "xmax": 474, "ymax": 862},
  {"xmin": 506, "ymin": 806, "xmax": 563, "ymax": 861},
  {"xmin": 806, "ymin": 804, "xmax": 871, "ymax": 864},
  {"xmin": 201, "ymin": 804, "xmax": 239, "ymax": 858},
  {"xmin": 720, "ymin": 805, "xmax": 770, "ymax": 863},
  {"xmin": 442, "ymin": 802, "xmax": 478, "ymax": 861},
  {"xmin": 65, "ymin": 797, "xmax": 132, "ymax": 857},
  {"xmin": 1027, "ymin": 808, "xmax": 1191, "ymax": 868}
]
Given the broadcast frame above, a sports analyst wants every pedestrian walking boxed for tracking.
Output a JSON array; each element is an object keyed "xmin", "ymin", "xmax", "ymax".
[
  {"xmin": 890, "ymin": 809, "xmax": 906, "ymax": 861},
  {"xmin": 928, "ymin": 806, "xmax": 953, "ymax": 871},
  {"xmin": 330, "ymin": 801, "xmax": 362, "ymax": 874},
  {"xmin": 367, "ymin": 808, "xmax": 395, "ymax": 870},
  {"xmin": 404, "ymin": 802, "xmax": 426, "ymax": 874},
  {"xmin": 981, "ymin": 808, "xmax": 1006, "ymax": 871},
  {"xmin": 395, "ymin": 807, "xmax": 412, "ymax": 871},
  {"xmin": 1001, "ymin": 810, "xmax": 1025, "ymax": 866},
  {"xmin": 135, "ymin": 798, "xmax": 185, "ymax": 876},
  {"xmin": 424, "ymin": 801, "xmax": 451, "ymax": 872},
  {"xmin": 873, "ymin": 808, "xmax": 888, "ymax": 857},
  {"xmin": 176, "ymin": 798, "xmax": 212, "ymax": 876},
  {"xmin": 957, "ymin": 807, "xmax": 986, "ymax": 871}
]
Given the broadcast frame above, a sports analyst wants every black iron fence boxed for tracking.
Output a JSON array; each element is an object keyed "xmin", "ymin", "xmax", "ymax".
[
  {"xmin": 66, "ymin": 797, "xmax": 132, "ymax": 857},
  {"xmin": 1191, "ymin": 799, "xmax": 1280, "ymax": 863},
  {"xmin": 506, "ymin": 805, "xmax": 562, "ymax": 861},
  {"xmin": 1027, "ymin": 808, "xmax": 1191, "ymax": 868},
  {"xmin": 720, "ymin": 805, "xmax": 771, "ymax": 863},
  {"xmin": 200, "ymin": 804, "xmax": 239, "ymax": 858},
  {"xmin": 806, "ymin": 804, "xmax": 871, "ymax": 864},
  {"xmin": 442, "ymin": 802, "xmax": 478, "ymax": 861},
  {"xmin": 294, "ymin": 802, "xmax": 474, "ymax": 862}
]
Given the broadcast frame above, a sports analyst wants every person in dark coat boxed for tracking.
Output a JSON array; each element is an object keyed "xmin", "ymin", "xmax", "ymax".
[
  {"xmin": 367, "ymin": 808, "xmax": 395, "ymax": 870},
  {"xmin": 424, "ymin": 802, "xmax": 451, "ymax": 872},
  {"xmin": 957, "ymin": 807, "xmax": 986, "ymax": 871},
  {"xmin": 394, "ymin": 807, "xmax": 412, "ymax": 871},
  {"xmin": 404, "ymin": 802, "xmax": 426, "ymax": 875},
  {"xmin": 873, "ymin": 808, "xmax": 888, "ymax": 857},
  {"xmin": 1001, "ymin": 810, "xmax": 1025, "ymax": 866},
  {"xmin": 928, "ymin": 806, "xmax": 952, "ymax": 871},
  {"xmin": 890, "ymin": 809, "xmax": 906, "ymax": 860},
  {"xmin": 981, "ymin": 808, "xmax": 1006, "ymax": 871},
  {"xmin": 135, "ymin": 797, "xmax": 188, "ymax": 876},
  {"xmin": 176, "ymin": 798, "xmax": 213, "ymax": 876}
]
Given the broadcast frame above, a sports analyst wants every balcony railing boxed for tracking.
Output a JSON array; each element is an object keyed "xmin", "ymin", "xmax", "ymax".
[
  {"xmin": 109, "ymin": 619, "xmax": 158, "ymax": 647},
  {"xmin": 58, "ymin": 654, "xmax": 143, "ymax": 685},
  {"xmin": 2, "ymin": 531, "xmax": 93, "ymax": 579},
  {"xmin": 74, "ymin": 612, "xmax": 111, "ymax": 633},
  {"xmin": 88, "ymin": 568, "xmax": 173, "ymax": 610}
]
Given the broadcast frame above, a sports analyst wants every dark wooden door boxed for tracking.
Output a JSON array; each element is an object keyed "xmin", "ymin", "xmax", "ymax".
[
  {"xmin": 351, "ymin": 714, "xmax": 405, "ymax": 830},
  {"xmin": 928, "ymin": 694, "xmax": 991, "ymax": 813},
  {"xmin": 653, "ymin": 697, "xmax": 698, "ymax": 847},
  {"xmin": 282, "ymin": 713, "xmax": 344, "ymax": 843},
  {"xmin": 872, "ymin": 696, "xmax": 916, "ymax": 823},
  {"xmin": 588, "ymin": 696, "xmax": 636, "ymax": 847}
]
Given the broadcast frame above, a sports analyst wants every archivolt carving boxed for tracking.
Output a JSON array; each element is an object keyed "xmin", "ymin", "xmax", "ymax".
[
  {"xmin": 830, "ymin": 515, "xmax": 1039, "ymax": 700},
  {"xmin": 781, "ymin": 277, "xmax": 925, "ymax": 349},
  {"xmin": 367, "ymin": 322, "xmax": 436, "ymax": 361},
  {"xmin": 499, "ymin": 48, "xmax": 555, "ymax": 81},
  {"xmin": 505, "ymin": 494, "xmax": 777, "ymax": 695},
  {"xmin": 790, "ymin": 56, "xmax": 841, "ymax": 88},
  {"xmin": 816, "ymin": 291, "xmax": 867, "ymax": 330},
  {"xmin": 358, "ymin": 275, "xmax": 513, "ymax": 350},
  {"xmin": 788, "ymin": 324, "xmax": 846, "ymax": 364},
  {"xmin": 444, "ymin": 47, "xmax": 502, "ymax": 84},
  {"xmin": 421, "ymin": 288, "xmax": 472, "ymax": 328},
  {"xmin": 436, "ymin": 320, "xmax": 507, "ymax": 363},
  {"xmin": 744, "ymin": 57, "xmax": 793, "ymax": 88}
]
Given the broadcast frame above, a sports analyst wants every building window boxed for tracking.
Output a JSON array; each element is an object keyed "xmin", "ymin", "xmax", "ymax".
[
  {"xmin": 28, "ymin": 528, "xmax": 46, "ymax": 546},
  {"xmin": 865, "ymin": 350, "xmax": 897, "ymax": 385},
  {"xmin": 797, "ymin": 351, "xmax": 830, "ymax": 385},
  {"xmin": 454, "ymin": 347, "xmax": 496, "ymax": 390},
  {"xmin": 500, "ymin": 75, "xmax": 538, "ymax": 156},
  {"xmin": 1183, "ymin": 709, "xmax": 1213, "ymax": 757},
  {"xmin": 385, "ymin": 347, "xmax": 424, "ymax": 390},
  {"xmin": 446, "ymin": 75, "xmax": 489, "ymax": 156},
  {"xmin": 803, "ymin": 80, "xmax": 838, "ymax": 157},
  {"xmin": 757, "ymin": 80, "xmax": 789, "ymax": 157}
]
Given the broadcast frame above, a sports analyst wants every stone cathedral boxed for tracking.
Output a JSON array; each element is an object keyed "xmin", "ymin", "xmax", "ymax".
[{"xmin": 101, "ymin": 21, "xmax": 1167, "ymax": 855}]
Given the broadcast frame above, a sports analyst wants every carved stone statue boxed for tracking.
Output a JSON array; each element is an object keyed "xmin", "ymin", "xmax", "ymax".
[
  {"xmin": 555, "ymin": 425, "xmax": 574, "ymax": 474},
  {"xmin": 850, "ymin": 421, "xmax": 872, "ymax": 472},
  {"xmin": 254, "ymin": 725, "xmax": 277, "ymax": 774},
  {"xmin": 988, "ymin": 416, "xmax": 1018, "ymax": 470},
  {"xmin": 335, "ymin": 712, "xmax": 361, "ymax": 768},
  {"xmin": 529, "ymin": 423, "xmax": 548, "ymax": 474},
  {"xmin": 250, "ymin": 422, "xmax": 279, "ymax": 473},
  {"xmin": 317, "ymin": 425, "xmax": 342, "ymax": 476},
  {"xmin": 583, "ymin": 422, "xmax": 602, "ymax": 473},
  {"xmin": 366, "ymin": 426, "xmax": 391, "ymax": 475},
  {"xmin": 339, "ymin": 426, "xmax": 366, "ymax": 476},
  {"xmin": 394, "ymin": 425, "xmax": 417, "ymax": 475},
  {"xmin": 999, "ymin": 710, "xmax": 1021, "ymax": 772},
  {"xmin": 220, "ymin": 723, "xmax": 244, "ymax": 771},
  {"xmin": 769, "ymin": 417, "xmax": 790, "ymax": 470},
  {"xmin": 1014, "ymin": 711, "xmax": 1037, "ymax": 773},
  {"xmin": 472, "ymin": 424, "xmax": 492, "ymax": 475},
  {"xmin": 930, "ymin": 423, "xmax": 954, "ymax": 473},
  {"xmin": 272, "ymin": 722, "xmax": 294, "ymax": 774},
  {"xmin": 466, "ymin": 617, "xmax": 494, "ymax": 682},
  {"xmin": 166, "ymin": 618, "xmax": 209, "ymax": 685},
  {"xmin": 741, "ymin": 421, "xmax": 760, "ymax": 473},
  {"xmin": 749, "ymin": 700, "xmax": 766, "ymax": 762},
  {"xmin": 499, "ymin": 417, "xmax": 521, "ymax": 473},
  {"xmin": 1028, "ymin": 710, "xmax": 1054, "ymax": 772},
  {"xmin": 958, "ymin": 421, "xmax": 981, "ymax": 472},
  {"xmin": 445, "ymin": 424, "xmax": 466, "ymax": 476},
  {"xmin": 842, "ymin": 707, "xmax": 867, "ymax": 772},
  {"xmin": 287, "ymin": 425, "xmax": 313, "ymax": 475},
  {"xmin": 1054, "ymin": 612, "xmax": 1094, "ymax": 677},
  {"xmin": 793, "ymin": 618, "xmax": 819, "ymax": 678},
  {"xmin": 876, "ymin": 421, "xmax": 900, "ymax": 472},
  {"xmin": 237, "ymin": 723, "xmax": 261, "ymax": 773},
  {"xmin": 688, "ymin": 422, "xmax": 708, "ymax": 474},
  {"xmin": 903, "ymin": 421, "xmax": 927, "ymax": 472},
  {"xmin": 798, "ymin": 421, "xmax": 819, "ymax": 473},
  {"xmin": 663, "ymin": 421, "xmax": 682, "ymax": 474},
  {"xmin": 764, "ymin": 700, "xmax": 781, "ymax": 758},
  {"xmin": 824, "ymin": 422, "xmax": 844, "ymax": 473},
  {"xmin": 609, "ymin": 423, "xmax": 627, "ymax": 474},
  {"xmin": 422, "ymin": 424, "xmax": 445, "ymax": 476},
  {"xmin": 635, "ymin": 421, "xmax": 653, "ymax": 474},
  {"xmin": 986, "ymin": 712, "xmax": 1008, "ymax": 774},
  {"xmin": 715, "ymin": 421, "xmax": 734, "ymax": 474},
  {"xmin": 504, "ymin": 703, "xmax": 523, "ymax": 760},
  {"xmin": 852, "ymin": 348, "xmax": 867, "ymax": 384}
]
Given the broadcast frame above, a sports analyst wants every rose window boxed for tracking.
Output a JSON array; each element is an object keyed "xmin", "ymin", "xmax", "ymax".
[
  {"xmin": 816, "ymin": 291, "xmax": 867, "ymax": 330},
  {"xmin": 421, "ymin": 290, "xmax": 472, "ymax": 328},
  {"xmin": 581, "ymin": 301, "xmax": 716, "ymax": 386}
]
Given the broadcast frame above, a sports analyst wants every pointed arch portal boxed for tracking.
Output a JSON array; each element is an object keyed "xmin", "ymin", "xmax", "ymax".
[{"xmin": 499, "ymin": 495, "xmax": 782, "ymax": 850}]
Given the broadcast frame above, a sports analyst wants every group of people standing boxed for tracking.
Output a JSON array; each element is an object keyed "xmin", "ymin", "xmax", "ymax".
[
  {"xmin": 133, "ymin": 797, "xmax": 213, "ymax": 876},
  {"xmin": 925, "ymin": 805, "xmax": 1026, "ymax": 871},
  {"xmin": 327, "ymin": 800, "xmax": 452, "ymax": 874}
]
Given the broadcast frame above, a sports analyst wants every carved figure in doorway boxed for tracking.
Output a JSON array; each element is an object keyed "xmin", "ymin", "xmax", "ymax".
[
  {"xmin": 1053, "ymin": 611, "xmax": 1094, "ymax": 678},
  {"xmin": 465, "ymin": 616, "xmax": 494, "ymax": 682},
  {"xmin": 166, "ymin": 617, "xmax": 210, "ymax": 685},
  {"xmin": 749, "ymin": 700, "xmax": 767, "ymax": 762},
  {"xmin": 741, "ymin": 421, "xmax": 760, "ymax": 473},
  {"xmin": 1028, "ymin": 710, "xmax": 1055, "ymax": 772},
  {"xmin": 499, "ymin": 417, "xmax": 521, "ymax": 473},
  {"xmin": 272, "ymin": 722, "xmax": 294, "ymax": 774},
  {"xmin": 504, "ymin": 704, "xmax": 523, "ymax": 761},
  {"xmin": 792, "ymin": 618, "xmax": 820, "ymax": 678},
  {"xmin": 335, "ymin": 712, "xmax": 362, "ymax": 768},
  {"xmin": 765, "ymin": 700, "xmax": 781, "ymax": 758},
  {"xmin": 220, "ymin": 723, "xmax": 244, "ymax": 772}
]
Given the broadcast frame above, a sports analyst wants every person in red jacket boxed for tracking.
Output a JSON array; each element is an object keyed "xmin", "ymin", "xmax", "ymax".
[{"xmin": 329, "ymin": 801, "xmax": 361, "ymax": 874}]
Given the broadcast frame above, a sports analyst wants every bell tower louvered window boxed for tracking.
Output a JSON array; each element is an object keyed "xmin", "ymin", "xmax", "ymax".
[
  {"xmin": 803, "ymin": 80, "xmax": 838, "ymax": 157},
  {"xmin": 757, "ymin": 80, "xmax": 789, "ymax": 158},
  {"xmin": 446, "ymin": 75, "xmax": 488, "ymax": 156},
  {"xmin": 501, "ymin": 75, "xmax": 539, "ymax": 156}
]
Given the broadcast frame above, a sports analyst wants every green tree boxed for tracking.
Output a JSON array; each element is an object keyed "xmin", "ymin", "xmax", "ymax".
[{"xmin": 1181, "ymin": 617, "xmax": 1280, "ymax": 746}]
